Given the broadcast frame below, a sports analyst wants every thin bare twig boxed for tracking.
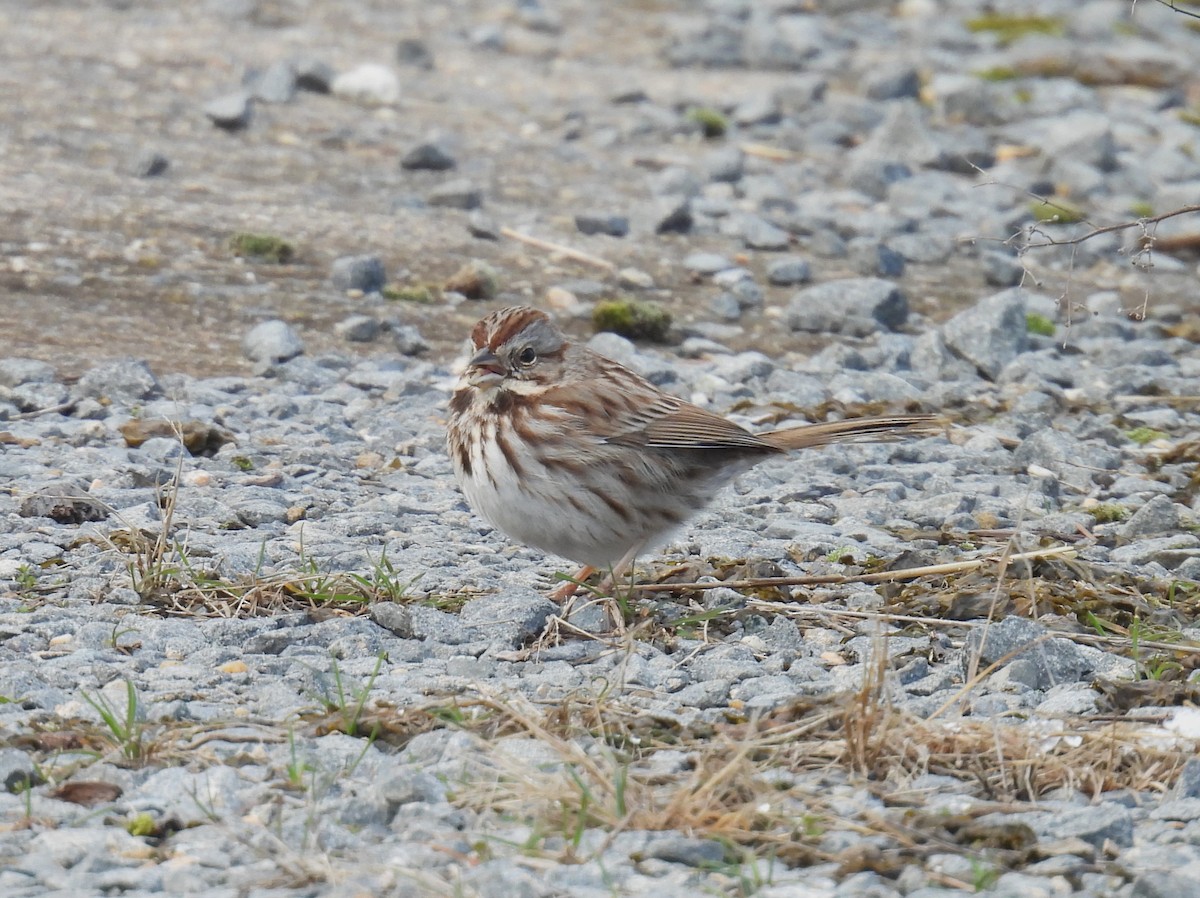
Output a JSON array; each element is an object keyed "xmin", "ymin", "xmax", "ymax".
[
  {"xmin": 1113, "ymin": 395, "xmax": 1200, "ymax": 405},
  {"xmin": 1019, "ymin": 204, "xmax": 1200, "ymax": 249},
  {"xmin": 633, "ymin": 546, "xmax": 1078, "ymax": 594},
  {"xmin": 499, "ymin": 227, "xmax": 617, "ymax": 272},
  {"xmin": 10, "ymin": 402, "xmax": 76, "ymax": 420},
  {"xmin": 739, "ymin": 142, "xmax": 798, "ymax": 161},
  {"xmin": 743, "ymin": 601, "xmax": 1200, "ymax": 657},
  {"xmin": 1150, "ymin": 0, "xmax": 1200, "ymax": 20}
]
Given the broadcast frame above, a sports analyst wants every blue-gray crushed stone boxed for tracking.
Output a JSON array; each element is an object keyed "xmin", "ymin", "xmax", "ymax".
[{"xmin": 2, "ymin": 1, "xmax": 1200, "ymax": 896}]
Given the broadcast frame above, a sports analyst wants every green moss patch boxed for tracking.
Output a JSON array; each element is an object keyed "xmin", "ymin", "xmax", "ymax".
[
  {"xmin": 592, "ymin": 299, "xmax": 672, "ymax": 343},
  {"xmin": 966, "ymin": 14, "xmax": 1064, "ymax": 46},
  {"xmin": 229, "ymin": 232, "xmax": 295, "ymax": 263}
]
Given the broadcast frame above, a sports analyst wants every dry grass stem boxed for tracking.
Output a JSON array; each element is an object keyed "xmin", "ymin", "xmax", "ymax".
[
  {"xmin": 498, "ymin": 227, "xmax": 617, "ymax": 272},
  {"xmin": 739, "ymin": 142, "xmax": 799, "ymax": 161},
  {"xmin": 634, "ymin": 545, "xmax": 1079, "ymax": 594},
  {"xmin": 426, "ymin": 686, "xmax": 1195, "ymax": 868}
]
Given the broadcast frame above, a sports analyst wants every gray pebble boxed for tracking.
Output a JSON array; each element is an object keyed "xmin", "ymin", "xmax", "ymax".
[
  {"xmin": 458, "ymin": 591, "xmax": 555, "ymax": 647},
  {"xmin": 766, "ymin": 256, "xmax": 811, "ymax": 286},
  {"xmin": 740, "ymin": 214, "xmax": 791, "ymax": 251},
  {"xmin": 130, "ymin": 150, "xmax": 169, "ymax": 177},
  {"xmin": 683, "ymin": 252, "xmax": 736, "ymax": 276},
  {"xmin": 787, "ymin": 277, "xmax": 909, "ymax": 337},
  {"xmin": 242, "ymin": 320, "xmax": 304, "ymax": 364},
  {"xmin": 643, "ymin": 835, "xmax": 726, "ymax": 867},
  {"xmin": 982, "ymin": 249, "xmax": 1025, "ymax": 287},
  {"xmin": 401, "ymin": 141, "xmax": 457, "ymax": 171},
  {"xmin": 395, "ymin": 37, "xmax": 435, "ymax": 69},
  {"xmin": 1047, "ymin": 803, "xmax": 1134, "ymax": 848},
  {"xmin": 467, "ymin": 209, "xmax": 499, "ymax": 239},
  {"xmin": 0, "ymin": 358, "xmax": 57, "ymax": 387},
  {"xmin": 1132, "ymin": 870, "xmax": 1200, "ymax": 898},
  {"xmin": 293, "ymin": 56, "xmax": 335, "ymax": 93},
  {"xmin": 203, "ymin": 91, "xmax": 253, "ymax": 130},
  {"xmin": 941, "ymin": 288, "xmax": 1029, "ymax": 380},
  {"xmin": 331, "ymin": 254, "xmax": 387, "ymax": 293},
  {"xmin": 653, "ymin": 197, "xmax": 693, "ymax": 234},
  {"xmin": 964, "ymin": 617, "xmax": 1093, "ymax": 690},
  {"xmin": 76, "ymin": 357, "xmax": 161, "ymax": 401},
  {"xmin": 708, "ymin": 292, "xmax": 742, "ymax": 321},
  {"xmin": 705, "ymin": 146, "xmax": 744, "ymax": 183},
  {"xmin": 0, "ymin": 748, "xmax": 39, "ymax": 791},
  {"xmin": 874, "ymin": 244, "xmax": 906, "ymax": 278},
  {"xmin": 248, "ymin": 60, "xmax": 296, "ymax": 103},
  {"xmin": 368, "ymin": 603, "xmax": 414, "ymax": 638},
  {"xmin": 392, "ymin": 324, "xmax": 429, "ymax": 356},
  {"xmin": 427, "ymin": 179, "xmax": 483, "ymax": 209},
  {"xmin": 1120, "ymin": 494, "xmax": 1182, "ymax": 538},
  {"xmin": 866, "ymin": 64, "xmax": 921, "ymax": 101},
  {"xmin": 574, "ymin": 214, "xmax": 629, "ymax": 237},
  {"xmin": 335, "ymin": 315, "xmax": 382, "ymax": 343},
  {"xmin": 331, "ymin": 63, "xmax": 401, "ymax": 106}
]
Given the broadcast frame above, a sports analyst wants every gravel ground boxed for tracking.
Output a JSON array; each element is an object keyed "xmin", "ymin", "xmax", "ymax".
[{"xmin": 2, "ymin": 1, "xmax": 1200, "ymax": 897}]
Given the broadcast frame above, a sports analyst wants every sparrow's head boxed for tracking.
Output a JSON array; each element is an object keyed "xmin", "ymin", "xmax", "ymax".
[{"xmin": 459, "ymin": 306, "xmax": 569, "ymax": 392}]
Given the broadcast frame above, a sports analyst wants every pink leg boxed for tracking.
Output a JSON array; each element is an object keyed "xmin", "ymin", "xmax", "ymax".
[{"xmin": 549, "ymin": 565, "xmax": 596, "ymax": 603}]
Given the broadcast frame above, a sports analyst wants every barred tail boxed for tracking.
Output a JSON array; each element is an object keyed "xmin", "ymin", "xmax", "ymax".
[{"xmin": 763, "ymin": 414, "xmax": 942, "ymax": 451}]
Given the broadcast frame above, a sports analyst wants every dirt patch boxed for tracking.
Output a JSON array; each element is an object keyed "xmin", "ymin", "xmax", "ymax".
[{"xmin": 0, "ymin": 0, "xmax": 1170, "ymax": 381}]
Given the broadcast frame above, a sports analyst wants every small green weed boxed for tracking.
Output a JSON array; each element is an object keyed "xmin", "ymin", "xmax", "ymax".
[
  {"xmin": 126, "ymin": 812, "xmax": 156, "ymax": 836},
  {"xmin": 319, "ymin": 653, "xmax": 385, "ymax": 738},
  {"xmin": 975, "ymin": 66, "xmax": 1020, "ymax": 81},
  {"xmin": 1085, "ymin": 611, "xmax": 1111, "ymax": 637},
  {"xmin": 81, "ymin": 680, "xmax": 145, "ymax": 762},
  {"xmin": 825, "ymin": 546, "xmax": 861, "ymax": 564},
  {"xmin": 1168, "ymin": 581, "xmax": 1197, "ymax": 604},
  {"xmin": 1127, "ymin": 426, "xmax": 1167, "ymax": 446},
  {"xmin": 687, "ymin": 106, "xmax": 728, "ymax": 138},
  {"xmin": 14, "ymin": 564, "xmax": 38, "ymax": 594},
  {"xmin": 1090, "ymin": 503, "xmax": 1127, "ymax": 524},
  {"xmin": 285, "ymin": 728, "xmax": 314, "ymax": 788},
  {"xmin": 347, "ymin": 547, "xmax": 418, "ymax": 603},
  {"xmin": 970, "ymin": 858, "xmax": 1001, "ymax": 890}
]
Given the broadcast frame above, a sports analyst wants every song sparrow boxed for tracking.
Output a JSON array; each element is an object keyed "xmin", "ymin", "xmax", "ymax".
[{"xmin": 446, "ymin": 306, "xmax": 937, "ymax": 593}]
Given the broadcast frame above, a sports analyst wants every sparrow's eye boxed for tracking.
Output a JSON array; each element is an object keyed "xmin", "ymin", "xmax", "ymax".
[{"xmin": 516, "ymin": 347, "xmax": 537, "ymax": 366}]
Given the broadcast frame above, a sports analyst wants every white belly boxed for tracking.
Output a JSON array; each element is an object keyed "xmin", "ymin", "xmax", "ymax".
[{"xmin": 455, "ymin": 427, "xmax": 645, "ymax": 569}]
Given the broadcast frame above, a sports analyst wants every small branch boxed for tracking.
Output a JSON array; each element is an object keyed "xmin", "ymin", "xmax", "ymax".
[
  {"xmin": 499, "ymin": 227, "xmax": 617, "ymax": 272},
  {"xmin": 1020, "ymin": 204, "xmax": 1200, "ymax": 249},
  {"xmin": 1151, "ymin": 0, "xmax": 1200, "ymax": 20}
]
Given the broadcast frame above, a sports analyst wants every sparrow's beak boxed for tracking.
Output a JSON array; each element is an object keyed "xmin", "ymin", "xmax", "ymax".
[{"xmin": 466, "ymin": 347, "xmax": 506, "ymax": 386}]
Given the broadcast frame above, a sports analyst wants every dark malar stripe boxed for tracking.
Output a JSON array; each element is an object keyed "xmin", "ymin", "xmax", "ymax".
[
  {"xmin": 449, "ymin": 433, "xmax": 472, "ymax": 477},
  {"xmin": 449, "ymin": 389, "xmax": 473, "ymax": 416}
]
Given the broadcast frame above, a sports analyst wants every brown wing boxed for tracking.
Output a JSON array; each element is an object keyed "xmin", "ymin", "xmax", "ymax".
[
  {"xmin": 585, "ymin": 393, "xmax": 776, "ymax": 452},
  {"xmin": 545, "ymin": 350, "xmax": 778, "ymax": 454},
  {"xmin": 636, "ymin": 402, "xmax": 778, "ymax": 451}
]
